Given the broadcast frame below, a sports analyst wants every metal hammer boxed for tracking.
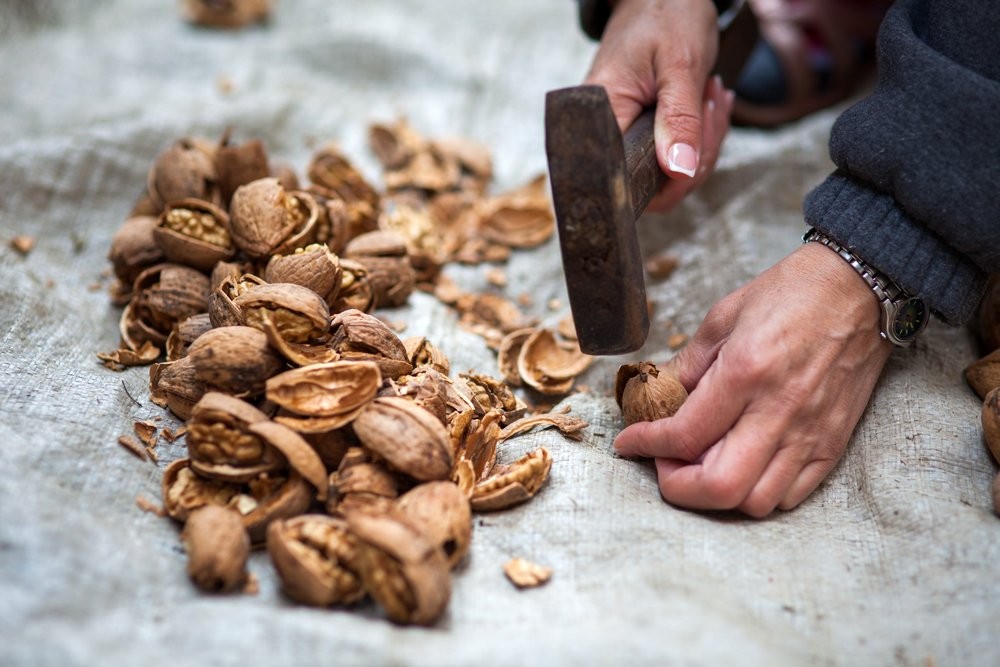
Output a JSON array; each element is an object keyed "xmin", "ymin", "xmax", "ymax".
[{"xmin": 545, "ymin": 0, "xmax": 757, "ymax": 355}]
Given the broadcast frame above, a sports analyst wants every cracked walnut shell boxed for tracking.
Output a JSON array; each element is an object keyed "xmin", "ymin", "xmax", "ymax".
[
  {"xmin": 267, "ymin": 514, "xmax": 366, "ymax": 607},
  {"xmin": 229, "ymin": 178, "xmax": 319, "ymax": 259},
  {"xmin": 346, "ymin": 509, "xmax": 451, "ymax": 626}
]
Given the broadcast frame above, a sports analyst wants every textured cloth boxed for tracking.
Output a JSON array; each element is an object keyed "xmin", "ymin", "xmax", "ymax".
[{"xmin": 1, "ymin": 2, "xmax": 999, "ymax": 667}]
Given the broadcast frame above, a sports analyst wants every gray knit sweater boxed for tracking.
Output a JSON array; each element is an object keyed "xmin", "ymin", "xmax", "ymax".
[{"xmin": 577, "ymin": 0, "xmax": 1000, "ymax": 324}]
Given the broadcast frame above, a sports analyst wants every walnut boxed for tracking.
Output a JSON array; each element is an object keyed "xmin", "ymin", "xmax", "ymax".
[
  {"xmin": 122, "ymin": 263, "xmax": 210, "ymax": 349},
  {"xmin": 234, "ymin": 282, "xmax": 330, "ymax": 343},
  {"xmin": 187, "ymin": 326, "xmax": 286, "ymax": 397},
  {"xmin": 344, "ymin": 230, "xmax": 416, "ymax": 309},
  {"xmin": 614, "ymin": 362, "xmax": 687, "ymax": 425},
  {"xmin": 154, "ymin": 198, "xmax": 234, "ymax": 272},
  {"xmin": 229, "ymin": 178, "xmax": 319, "ymax": 259},
  {"xmin": 346, "ymin": 510, "xmax": 451, "ymax": 626},
  {"xmin": 186, "ymin": 392, "xmax": 278, "ymax": 482},
  {"xmin": 352, "ymin": 397, "xmax": 454, "ymax": 482},
  {"xmin": 264, "ymin": 244, "xmax": 343, "ymax": 307},
  {"xmin": 108, "ymin": 215, "xmax": 165, "ymax": 292},
  {"xmin": 208, "ymin": 272, "xmax": 266, "ymax": 328},
  {"xmin": 267, "ymin": 514, "xmax": 366, "ymax": 607},
  {"xmin": 395, "ymin": 481, "xmax": 472, "ymax": 570},
  {"xmin": 182, "ymin": 506, "xmax": 250, "ymax": 593},
  {"xmin": 146, "ymin": 137, "xmax": 219, "ymax": 210}
]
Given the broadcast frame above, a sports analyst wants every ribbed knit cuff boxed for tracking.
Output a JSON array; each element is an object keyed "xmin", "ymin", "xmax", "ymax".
[{"xmin": 804, "ymin": 171, "xmax": 986, "ymax": 325}]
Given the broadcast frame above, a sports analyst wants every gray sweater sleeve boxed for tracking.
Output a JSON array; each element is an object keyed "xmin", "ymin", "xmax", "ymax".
[{"xmin": 804, "ymin": 0, "xmax": 1000, "ymax": 325}]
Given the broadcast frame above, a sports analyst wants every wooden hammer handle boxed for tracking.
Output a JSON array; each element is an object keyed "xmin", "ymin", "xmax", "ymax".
[{"xmin": 623, "ymin": 109, "xmax": 663, "ymax": 221}]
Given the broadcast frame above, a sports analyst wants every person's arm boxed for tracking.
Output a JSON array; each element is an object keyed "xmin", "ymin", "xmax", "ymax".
[
  {"xmin": 806, "ymin": 0, "xmax": 1000, "ymax": 324},
  {"xmin": 614, "ymin": 0, "xmax": 1000, "ymax": 517}
]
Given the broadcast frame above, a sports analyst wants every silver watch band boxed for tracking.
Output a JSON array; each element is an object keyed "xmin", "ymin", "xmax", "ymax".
[
  {"xmin": 802, "ymin": 227, "xmax": 927, "ymax": 346},
  {"xmin": 802, "ymin": 228, "xmax": 904, "ymax": 304}
]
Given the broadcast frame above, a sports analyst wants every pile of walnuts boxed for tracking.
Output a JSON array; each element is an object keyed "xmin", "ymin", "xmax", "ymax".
[
  {"xmin": 102, "ymin": 121, "xmax": 591, "ymax": 624},
  {"xmin": 965, "ymin": 276, "xmax": 1000, "ymax": 516}
]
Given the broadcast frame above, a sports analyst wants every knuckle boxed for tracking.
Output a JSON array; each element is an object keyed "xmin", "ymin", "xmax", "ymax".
[
  {"xmin": 669, "ymin": 429, "xmax": 704, "ymax": 462},
  {"xmin": 700, "ymin": 469, "xmax": 747, "ymax": 508},
  {"xmin": 740, "ymin": 494, "xmax": 778, "ymax": 519}
]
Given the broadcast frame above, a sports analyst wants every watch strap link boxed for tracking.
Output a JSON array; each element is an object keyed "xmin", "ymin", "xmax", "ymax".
[{"xmin": 802, "ymin": 227, "xmax": 926, "ymax": 346}]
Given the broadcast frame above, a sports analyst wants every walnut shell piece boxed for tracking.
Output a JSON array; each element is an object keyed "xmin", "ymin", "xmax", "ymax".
[
  {"xmin": 181, "ymin": 0, "xmax": 272, "ymax": 29},
  {"xmin": 471, "ymin": 447, "xmax": 552, "ymax": 512},
  {"xmin": 965, "ymin": 348, "xmax": 1000, "ymax": 400},
  {"xmin": 265, "ymin": 360, "xmax": 382, "ymax": 417},
  {"xmin": 503, "ymin": 557, "xmax": 552, "ymax": 589},
  {"xmin": 352, "ymin": 397, "xmax": 454, "ymax": 482},
  {"xmin": 615, "ymin": 362, "xmax": 687, "ymax": 426},
  {"xmin": 182, "ymin": 505, "xmax": 250, "ymax": 593},
  {"xmin": 981, "ymin": 387, "xmax": 1000, "ymax": 465},
  {"xmin": 395, "ymin": 481, "xmax": 472, "ymax": 570},
  {"xmin": 346, "ymin": 510, "xmax": 452, "ymax": 626},
  {"xmin": 162, "ymin": 458, "xmax": 312, "ymax": 544},
  {"xmin": 516, "ymin": 328, "xmax": 592, "ymax": 395},
  {"xmin": 266, "ymin": 514, "xmax": 366, "ymax": 607}
]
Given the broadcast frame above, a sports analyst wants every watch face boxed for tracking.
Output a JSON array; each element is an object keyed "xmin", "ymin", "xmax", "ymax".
[{"xmin": 893, "ymin": 297, "xmax": 928, "ymax": 341}]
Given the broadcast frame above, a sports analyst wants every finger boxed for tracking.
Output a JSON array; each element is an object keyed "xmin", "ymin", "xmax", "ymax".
[
  {"xmin": 663, "ymin": 293, "xmax": 743, "ymax": 391},
  {"xmin": 737, "ymin": 445, "xmax": 812, "ymax": 518},
  {"xmin": 646, "ymin": 76, "xmax": 729, "ymax": 212},
  {"xmin": 614, "ymin": 357, "xmax": 748, "ymax": 461},
  {"xmin": 653, "ymin": 60, "xmax": 713, "ymax": 181},
  {"xmin": 653, "ymin": 410, "xmax": 788, "ymax": 510},
  {"xmin": 777, "ymin": 458, "xmax": 840, "ymax": 511}
]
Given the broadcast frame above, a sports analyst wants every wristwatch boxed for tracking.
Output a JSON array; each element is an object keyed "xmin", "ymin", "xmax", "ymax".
[{"xmin": 802, "ymin": 228, "xmax": 929, "ymax": 347}]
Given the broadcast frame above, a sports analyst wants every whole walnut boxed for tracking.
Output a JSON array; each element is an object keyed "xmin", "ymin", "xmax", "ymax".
[
  {"xmin": 993, "ymin": 472, "xmax": 1000, "ymax": 518},
  {"xmin": 181, "ymin": 505, "xmax": 250, "ymax": 593},
  {"xmin": 614, "ymin": 361, "xmax": 687, "ymax": 426}
]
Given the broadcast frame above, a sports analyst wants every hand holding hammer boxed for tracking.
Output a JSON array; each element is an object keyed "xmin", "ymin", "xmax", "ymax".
[{"xmin": 546, "ymin": 0, "xmax": 757, "ymax": 354}]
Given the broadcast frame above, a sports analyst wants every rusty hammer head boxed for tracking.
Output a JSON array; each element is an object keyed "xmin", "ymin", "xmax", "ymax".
[{"xmin": 545, "ymin": 85, "xmax": 660, "ymax": 356}]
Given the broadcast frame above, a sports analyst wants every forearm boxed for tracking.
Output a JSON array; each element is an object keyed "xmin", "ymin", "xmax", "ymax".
[{"xmin": 804, "ymin": 0, "xmax": 1000, "ymax": 325}]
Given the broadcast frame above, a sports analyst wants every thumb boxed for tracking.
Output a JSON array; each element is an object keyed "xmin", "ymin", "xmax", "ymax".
[{"xmin": 654, "ymin": 74, "xmax": 708, "ymax": 181}]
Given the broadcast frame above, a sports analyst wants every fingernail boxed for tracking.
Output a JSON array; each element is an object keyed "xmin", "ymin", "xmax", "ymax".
[
  {"xmin": 667, "ymin": 143, "xmax": 698, "ymax": 178},
  {"xmin": 707, "ymin": 98, "xmax": 716, "ymax": 113},
  {"xmin": 713, "ymin": 74, "xmax": 724, "ymax": 91},
  {"xmin": 725, "ymin": 89, "xmax": 735, "ymax": 106}
]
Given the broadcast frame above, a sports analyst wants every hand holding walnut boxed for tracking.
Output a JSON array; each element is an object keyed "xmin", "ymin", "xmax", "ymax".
[{"xmin": 613, "ymin": 243, "xmax": 893, "ymax": 517}]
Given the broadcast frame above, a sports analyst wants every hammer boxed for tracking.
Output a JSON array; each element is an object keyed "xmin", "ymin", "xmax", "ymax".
[{"xmin": 546, "ymin": 0, "xmax": 758, "ymax": 355}]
